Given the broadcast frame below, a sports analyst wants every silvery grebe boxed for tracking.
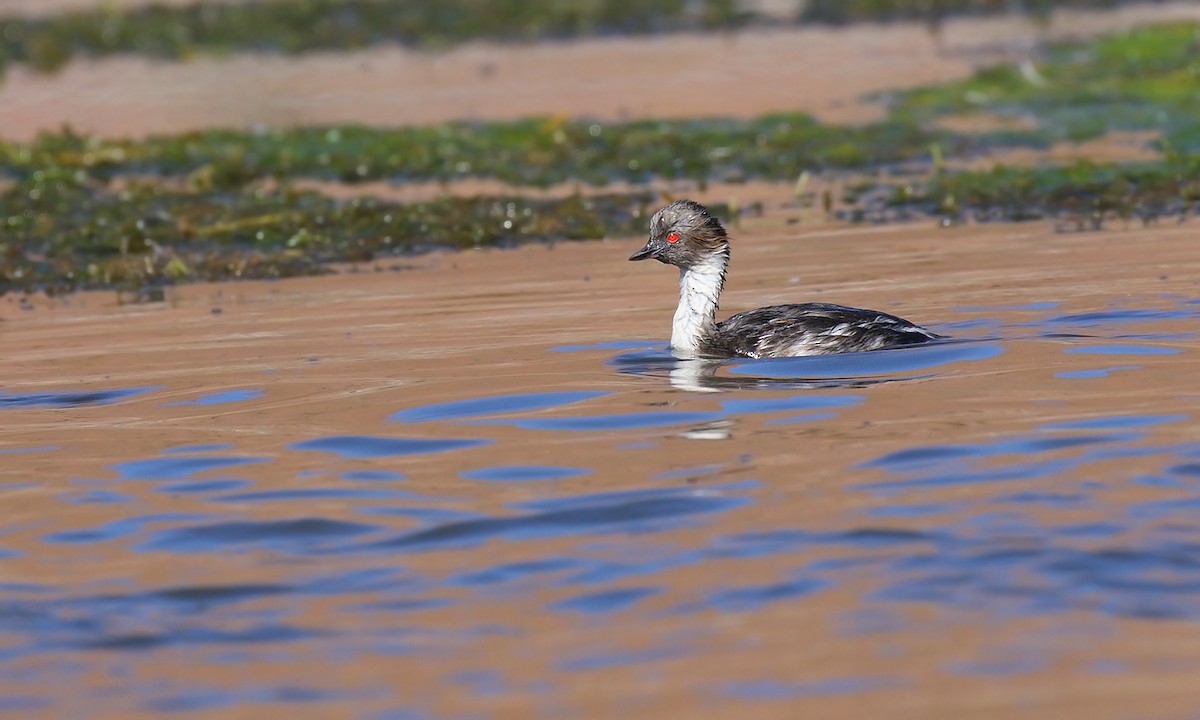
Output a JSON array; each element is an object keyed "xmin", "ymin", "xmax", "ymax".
[{"xmin": 629, "ymin": 200, "xmax": 942, "ymax": 359}]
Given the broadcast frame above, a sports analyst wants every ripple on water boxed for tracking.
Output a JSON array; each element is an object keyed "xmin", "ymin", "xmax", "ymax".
[
  {"xmin": 459, "ymin": 466, "xmax": 592, "ymax": 482},
  {"xmin": 42, "ymin": 513, "xmax": 210, "ymax": 545},
  {"xmin": 728, "ymin": 342, "xmax": 1003, "ymax": 379},
  {"xmin": 1055, "ymin": 365, "xmax": 1140, "ymax": 379},
  {"xmin": 1064, "ymin": 345, "xmax": 1181, "ymax": 356},
  {"xmin": 0, "ymin": 386, "xmax": 162, "ymax": 409},
  {"xmin": 140, "ymin": 517, "xmax": 380, "ymax": 554},
  {"xmin": 289, "ymin": 435, "xmax": 490, "ymax": 458},
  {"xmin": 551, "ymin": 586, "xmax": 660, "ymax": 614},
  {"xmin": 721, "ymin": 676, "xmax": 905, "ymax": 700},
  {"xmin": 163, "ymin": 388, "xmax": 266, "ymax": 406},
  {"xmin": 1039, "ymin": 414, "xmax": 1187, "ymax": 431},
  {"xmin": 471, "ymin": 394, "xmax": 859, "ymax": 432},
  {"xmin": 111, "ymin": 456, "xmax": 268, "ymax": 481},
  {"xmin": 389, "ymin": 391, "xmax": 609, "ymax": 423},
  {"xmin": 361, "ymin": 485, "xmax": 752, "ymax": 553},
  {"xmin": 161, "ymin": 443, "xmax": 235, "ymax": 454},
  {"xmin": 1042, "ymin": 307, "xmax": 1195, "ymax": 326}
]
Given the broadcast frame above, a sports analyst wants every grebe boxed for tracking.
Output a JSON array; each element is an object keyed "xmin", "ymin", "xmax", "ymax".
[{"xmin": 629, "ymin": 200, "xmax": 942, "ymax": 359}]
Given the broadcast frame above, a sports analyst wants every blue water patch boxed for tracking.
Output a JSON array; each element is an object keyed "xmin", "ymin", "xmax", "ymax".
[
  {"xmin": 84, "ymin": 622, "xmax": 318, "ymax": 651},
  {"xmin": 1064, "ymin": 345, "xmax": 1181, "ymax": 356},
  {"xmin": 704, "ymin": 577, "xmax": 828, "ymax": 611},
  {"xmin": 473, "ymin": 410, "xmax": 721, "ymax": 431},
  {"xmin": 460, "ymin": 465, "xmax": 591, "ymax": 482},
  {"xmin": 0, "ymin": 697, "xmax": 51, "ymax": 712},
  {"xmin": 0, "ymin": 445, "xmax": 58, "ymax": 455},
  {"xmin": 163, "ymin": 388, "xmax": 265, "ymax": 406},
  {"xmin": 342, "ymin": 470, "xmax": 406, "ymax": 482},
  {"xmin": 558, "ymin": 645, "xmax": 689, "ymax": 671},
  {"xmin": 728, "ymin": 342, "xmax": 1003, "ymax": 379},
  {"xmin": 289, "ymin": 435, "xmax": 490, "ymax": 458},
  {"xmin": 389, "ymin": 391, "xmax": 608, "ymax": 423},
  {"xmin": 1039, "ymin": 414, "xmax": 1186, "ymax": 431},
  {"xmin": 865, "ymin": 502, "xmax": 960, "ymax": 518},
  {"xmin": 213, "ymin": 488, "xmax": 419, "ymax": 503},
  {"xmin": 162, "ymin": 443, "xmax": 235, "ymax": 454},
  {"xmin": 862, "ymin": 432, "xmax": 1135, "ymax": 473},
  {"xmin": 65, "ymin": 489, "xmax": 131, "ymax": 504},
  {"xmin": 721, "ymin": 676, "xmax": 904, "ymax": 699},
  {"xmin": 1055, "ymin": 365, "xmax": 1140, "ymax": 379},
  {"xmin": 0, "ymin": 386, "xmax": 162, "ymax": 409},
  {"xmin": 448, "ymin": 670, "xmax": 507, "ymax": 698},
  {"xmin": 140, "ymin": 517, "xmax": 380, "ymax": 553},
  {"xmin": 42, "ymin": 513, "xmax": 211, "ymax": 544},
  {"xmin": 944, "ymin": 657, "xmax": 1047, "ymax": 676},
  {"xmin": 991, "ymin": 491, "xmax": 1087, "ymax": 508},
  {"xmin": 473, "ymin": 394, "xmax": 859, "ymax": 432},
  {"xmin": 161, "ymin": 479, "xmax": 252, "ymax": 494},
  {"xmin": 362, "ymin": 486, "xmax": 750, "ymax": 552},
  {"xmin": 111, "ymin": 456, "xmax": 268, "ymax": 481},
  {"xmin": 1042, "ymin": 308, "xmax": 1193, "ymax": 326},
  {"xmin": 452, "ymin": 557, "xmax": 580, "ymax": 587},
  {"xmin": 165, "ymin": 683, "xmax": 366, "ymax": 711},
  {"xmin": 551, "ymin": 586, "xmax": 659, "ymax": 614}
]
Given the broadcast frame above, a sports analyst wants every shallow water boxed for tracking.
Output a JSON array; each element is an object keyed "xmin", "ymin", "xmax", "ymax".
[{"xmin": 3, "ymin": 220, "xmax": 1200, "ymax": 718}]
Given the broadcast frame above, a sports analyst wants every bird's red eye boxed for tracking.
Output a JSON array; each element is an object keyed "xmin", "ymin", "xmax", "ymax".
[{"xmin": 666, "ymin": 233, "xmax": 679, "ymax": 243}]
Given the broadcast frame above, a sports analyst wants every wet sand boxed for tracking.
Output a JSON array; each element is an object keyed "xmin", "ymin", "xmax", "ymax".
[
  {"xmin": 3, "ymin": 2, "xmax": 1200, "ymax": 140},
  {"xmin": 4, "ymin": 213, "xmax": 1200, "ymax": 718}
]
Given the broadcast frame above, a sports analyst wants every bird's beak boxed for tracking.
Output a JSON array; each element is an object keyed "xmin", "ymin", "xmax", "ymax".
[{"xmin": 628, "ymin": 240, "xmax": 656, "ymax": 261}]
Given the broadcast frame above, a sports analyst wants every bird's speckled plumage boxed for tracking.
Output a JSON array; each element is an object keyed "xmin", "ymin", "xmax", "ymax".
[{"xmin": 628, "ymin": 200, "xmax": 942, "ymax": 359}]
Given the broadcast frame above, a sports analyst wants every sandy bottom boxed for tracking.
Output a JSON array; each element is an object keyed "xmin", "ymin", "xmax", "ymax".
[{"xmin": 4, "ymin": 211, "xmax": 1200, "ymax": 718}]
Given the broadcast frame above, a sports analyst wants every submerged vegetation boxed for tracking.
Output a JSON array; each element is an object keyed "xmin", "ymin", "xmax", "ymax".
[{"xmin": 3, "ymin": 18, "xmax": 1200, "ymax": 295}]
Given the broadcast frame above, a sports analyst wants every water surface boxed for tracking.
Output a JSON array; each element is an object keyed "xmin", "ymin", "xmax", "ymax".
[{"xmin": 2, "ymin": 224, "xmax": 1199, "ymax": 718}]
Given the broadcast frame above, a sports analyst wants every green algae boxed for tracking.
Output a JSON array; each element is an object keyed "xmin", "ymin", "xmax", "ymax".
[
  {"xmin": 0, "ymin": 0, "xmax": 747, "ymax": 75},
  {"xmin": 842, "ymin": 157, "xmax": 1200, "ymax": 225},
  {"xmin": 0, "ymin": 176, "xmax": 657, "ymax": 296},
  {"xmin": 890, "ymin": 22, "xmax": 1200, "ymax": 150},
  {"xmin": 2, "ymin": 115, "xmax": 941, "ymax": 189},
  {"xmin": 7, "ymin": 19, "xmax": 1200, "ymax": 295},
  {"xmin": 840, "ymin": 21, "xmax": 1200, "ymax": 222},
  {"xmin": 0, "ymin": 0, "xmax": 1164, "ymax": 77},
  {"xmin": 800, "ymin": 0, "xmax": 1133, "ymax": 24}
]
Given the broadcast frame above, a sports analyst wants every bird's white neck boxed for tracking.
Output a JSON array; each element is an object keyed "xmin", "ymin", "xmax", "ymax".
[{"xmin": 671, "ymin": 248, "xmax": 728, "ymax": 358}]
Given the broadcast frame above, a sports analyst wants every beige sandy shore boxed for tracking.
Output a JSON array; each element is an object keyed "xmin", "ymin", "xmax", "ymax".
[{"xmin": 3, "ymin": 3, "xmax": 1200, "ymax": 140}]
